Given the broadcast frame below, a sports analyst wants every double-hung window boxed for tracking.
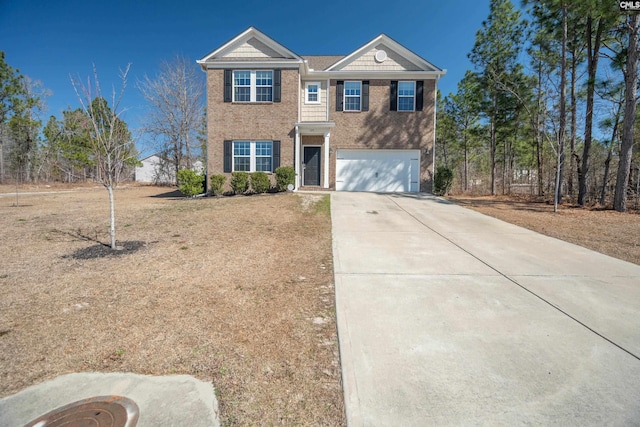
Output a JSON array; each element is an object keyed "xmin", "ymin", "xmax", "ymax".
[
  {"xmin": 233, "ymin": 141, "xmax": 251, "ymax": 171},
  {"xmin": 343, "ymin": 81, "xmax": 361, "ymax": 111},
  {"xmin": 233, "ymin": 141, "xmax": 273, "ymax": 172},
  {"xmin": 255, "ymin": 71, "xmax": 273, "ymax": 102},
  {"xmin": 397, "ymin": 81, "xmax": 416, "ymax": 111},
  {"xmin": 233, "ymin": 70, "xmax": 273, "ymax": 102},
  {"xmin": 233, "ymin": 71, "xmax": 251, "ymax": 102},
  {"xmin": 255, "ymin": 141, "xmax": 272, "ymax": 172},
  {"xmin": 305, "ymin": 82, "xmax": 320, "ymax": 104}
]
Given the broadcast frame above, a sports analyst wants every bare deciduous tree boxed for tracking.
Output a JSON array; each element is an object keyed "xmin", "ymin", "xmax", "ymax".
[
  {"xmin": 71, "ymin": 64, "xmax": 137, "ymax": 249},
  {"xmin": 137, "ymin": 56, "xmax": 205, "ymax": 185}
]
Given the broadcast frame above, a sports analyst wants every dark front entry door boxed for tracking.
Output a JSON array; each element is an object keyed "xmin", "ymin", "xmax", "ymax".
[{"xmin": 303, "ymin": 146, "xmax": 321, "ymax": 186}]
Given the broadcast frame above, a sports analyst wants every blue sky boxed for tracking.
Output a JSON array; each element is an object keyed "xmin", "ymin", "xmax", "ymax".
[{"xmin": 1, "ymin": 0, "xmax": 492, "ymax": 152}]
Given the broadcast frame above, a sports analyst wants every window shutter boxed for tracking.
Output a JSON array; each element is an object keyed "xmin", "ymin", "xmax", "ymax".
[
  {"xmin": 223, "ymin": 140, "xmax": 232, "ymax": 172},
  {"xmin": 390, "ymin": 81, "xmax": 398, "ymax": 111},
  {"xmin": 362, "ymin": 81, "xmax": 369, "ymax": 112},
  {"xmin": 274, "ymin": 69, "xmax": 281, "ymax": 102},
  {"xmin": 272, "ymin": 140, "xmax": 281, "ymax": 171},
  {"xmin": 224, "ymin": 70, "xmax": 232, "ymax": 103},
  {"xmin": 416, "ymin": 81, "xmax": 424, "ymax": 111},
  {"xmin": 336, "ymin": 81, "xmax": 344, "ymax": 111}
]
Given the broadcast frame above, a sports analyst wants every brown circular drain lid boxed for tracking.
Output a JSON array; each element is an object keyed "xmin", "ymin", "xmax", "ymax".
[{"xmin": 25, "ymin": 395, "xmax": 139, "ymax": 427}]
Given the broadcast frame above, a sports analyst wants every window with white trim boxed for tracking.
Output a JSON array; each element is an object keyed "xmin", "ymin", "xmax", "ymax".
[
  {"xmin": 233, "ymin": 141, "xmax": 251, "ymax": 171},
  {"xmin": 255, "ymin": 141, "xmax": 273, "ymax": 172},
  {"xmin": 398, "ymin": 81, "xmax": 416, "ymax": 111},
  {"xmin": 305, "ymin": 82, "xmax": 320, "ymax": 104},
  {"xmin": 233, "ymin": 141, "xmax": 273, "ymax": 172},
  {"xmin": 233, "ymin": 70, "xmax": 273, "ymax": 102},
  {"xmin": 344, "ymin": 81, "xmax": 361, "ymax": 111}
]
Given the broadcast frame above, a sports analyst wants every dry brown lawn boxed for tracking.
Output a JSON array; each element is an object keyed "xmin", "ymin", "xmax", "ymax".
[
  {"xmin": 3, "ymin": 185, "xmax": 637, "ymax": 425},
  {"xmin": 0, "ymin": 184, "xmax": 345, "ymax": 426},
  {"xmin": 448, "ymin": 195, "xmax": 640, "ymax": 266}
]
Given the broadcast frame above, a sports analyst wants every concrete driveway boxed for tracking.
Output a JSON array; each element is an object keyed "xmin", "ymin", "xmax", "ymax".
[{"xmin": 331, "ymin": 192, "xmax": 640, "ymax": 426}]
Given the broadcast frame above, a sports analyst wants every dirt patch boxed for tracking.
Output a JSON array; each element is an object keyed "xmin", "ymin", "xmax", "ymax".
[
  {"xmin": 448, "ymin": 195, "xmax": 640, "ymax": 266},
  {"xmin": 0, "ymin": 185, "xmax": 344, "ymax": 426}
]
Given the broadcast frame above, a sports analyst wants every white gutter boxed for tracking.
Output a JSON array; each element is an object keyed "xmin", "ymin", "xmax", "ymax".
[
  {"xmin": 304, "ymin": 70, "xmax": 447, "ymax": 80},
  {"xmin": 198, "ymin": 60, "xmax": 304, "ymax": 70}
]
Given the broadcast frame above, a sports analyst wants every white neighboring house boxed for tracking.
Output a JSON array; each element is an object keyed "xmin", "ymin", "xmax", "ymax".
[
  {"xmin": 135, "ymin": 155, "xmax": 205, "ymax": 185},
  {"xmin": 135, "ymin": 154, "xmax": 175, "ymax": 184}
]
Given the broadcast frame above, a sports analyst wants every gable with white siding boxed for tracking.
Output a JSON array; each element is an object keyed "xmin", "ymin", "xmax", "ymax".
[
  {"xmin": 340, "ymin": 43, "xmax": 422, "ymax": 71},
  {"xmin": 326, "ymin": 34, "xmax": 442, "ymax": 74},
  {"xmin": 221, "ymin": 37, "xmax": 284, "ymax": 59}
]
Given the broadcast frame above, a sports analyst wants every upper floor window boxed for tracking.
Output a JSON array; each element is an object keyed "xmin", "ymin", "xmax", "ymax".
[
  {"xmin": 344, "ymin": 81, "xmax": 361, "ymax": 111},
  {"xmin": 234, "ymin": 71, "xmax": 251, "ymax": 102},
  {"xmin": 391, "ymin": 80, "xmax": 423, "ymax": 112},
  {"xmin": 305, "ymin": 82, "xmax": 320, "ymax": 104},
  {"xmin": 255, "ymin": 71, "xmax": 273, "ymax": 102},
  {"xmin": 233, "ymin": 70, "xmax": 273, "ymax": 102},
  {"xmin": 398, "ymin": 81, "xmax": 415, "ymax": 111}
]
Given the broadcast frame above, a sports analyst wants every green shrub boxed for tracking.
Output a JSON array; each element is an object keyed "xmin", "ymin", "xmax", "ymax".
[
  {"xmin": 433, "ymin": 165, "xmax": 454, "ymax": 196},
  {"xmin": 275, "ymin": 166, "xmax": 295, "ymax": 192},
  {"xmin": 230, "ymin": 171, "xmax": 249, "ymax": 195},
  {"xmin": 250, "ymin": 172, "xmax": 270, "ymax": 194},
  {"xmin": 210, "ymin": 174, "xmax": 226, "ymax": 196},
  {"xmin": 177, "ymin": 169, "xmax": 204, "ymax": 197}
]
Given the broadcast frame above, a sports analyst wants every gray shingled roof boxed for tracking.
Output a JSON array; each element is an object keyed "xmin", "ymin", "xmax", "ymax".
[{"xmin": 302, "ymin": 55, "xmax": 345, "ymax": 71}]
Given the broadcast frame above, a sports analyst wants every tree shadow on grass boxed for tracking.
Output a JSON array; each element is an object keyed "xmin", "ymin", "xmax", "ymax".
[
  {"xmin": 149, "ymin": 189, "xmax": 184, "ymax": 199},
  {"xmin": 63, "ymin": 240, "xmax": 147, "ymax": 260}
]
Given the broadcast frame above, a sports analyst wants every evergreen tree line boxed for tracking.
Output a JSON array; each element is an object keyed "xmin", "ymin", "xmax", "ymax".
[
  {"xmin": 0, "ymin": 54, "xmax": 205, "ymax": 187},
  {"xmin": 436, "ymin": 0, "xmax": 639, "ymax": 212},
  {"xmin": 0, "ymin": 52, "xmax": 138, "ymax": 185}
]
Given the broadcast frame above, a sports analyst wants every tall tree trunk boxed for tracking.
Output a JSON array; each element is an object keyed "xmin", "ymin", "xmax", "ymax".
[
  {"xmin": 491, "ymin": 93, "xmax": 498, "ymax": 196},
  {"xmin": 601, "ymin": 96, "xmax": 623, "ymax": 206},
  {"xmin": 600, "ymin": 146, "xmax": 613, "ymax": 206},
  {"xmin": 503, "ymin": 136, "xmax": 508, "ymax": 195},
  {"xmin": 614, "ymin": 14, "xmax": 639, "ymax": 212},
  {"xmin": 535, "ymin": 55, "xmax": 544, "ymax": 197},
  {"xmin": 568, "ymin": 32, "xmax": 578, "ymax": 198},
  {"xmin": 463, "ymin": 135, "xmax": 469, "ymax": 192},
  {"xmin": 556, "ymin": 2, "xmax": 568, "ymax": 209},
  {"xmin": 578, "ymin": 15, "xmax": 604, "ymax": 205}
]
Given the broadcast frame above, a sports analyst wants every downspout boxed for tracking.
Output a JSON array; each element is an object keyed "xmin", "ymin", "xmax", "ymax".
[
  {"xmin": 326, "ymin": 78, "xmax": 330, "ymax": 121},
  {"xmin": 432, "ymin": 74, "xmax": 439, "ymax": 194},
  {"xmin": 295, "ymin": 125, "xmax": 301, "ymax": 190},
  {"xmin": 295, "ymin": 63, "xmax": 303, "ymax": 191},
  {"xmin": 324, "ymin": 131, "xmax": 330, "ymax": 188},
  {"xmin": 198, "ymin": 62, "xmax": 209, "ymax": 194},
  {"xmin": 299, "ymin": 62, "xmax": 304, "ymax": 124},
  {"xmin": 327, "ymin": 78, "xmax": 331, "ymax": 188}
]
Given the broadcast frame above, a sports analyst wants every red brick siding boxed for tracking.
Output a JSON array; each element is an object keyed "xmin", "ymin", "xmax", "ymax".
[
  {"xmin": 328, "ymin": 79, "xmax": 435, "ymax": 192},
  {"xmin": 206, "ymin": 68, "xmax": 298, "ymax": 189}
]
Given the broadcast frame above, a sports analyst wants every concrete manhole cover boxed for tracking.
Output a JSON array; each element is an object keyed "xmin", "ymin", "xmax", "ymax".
[{"xmin": 25, "ymin": 395, "xmax": 139, "ymax": 427}]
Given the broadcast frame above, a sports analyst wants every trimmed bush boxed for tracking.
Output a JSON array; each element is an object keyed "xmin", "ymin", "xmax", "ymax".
[
  {"xmin": 275, "ymin": 166, "xmax": 295, "ymax": 192},
  {"xmin": 230, "ymin": 171, "xmax": 249, "ymax": 195},
  {"xmin": 433, "ymin": 165, "xmax": 454, "ymax": 196},
  {"xmin": 177, "ymin": 169, "xmax": 204, "ymax": 197},
  {"xmin": 251, "ymin": 172, "xmax": 270, "ymax": 194},
  {"xmin": 210, "ymin": 174, "xmax": 226, "ymax": 196}
]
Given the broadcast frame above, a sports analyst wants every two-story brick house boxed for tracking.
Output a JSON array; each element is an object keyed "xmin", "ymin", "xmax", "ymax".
[{"xmin": 197, "ymin": 27, "xmax": 445, "ymax": 192}]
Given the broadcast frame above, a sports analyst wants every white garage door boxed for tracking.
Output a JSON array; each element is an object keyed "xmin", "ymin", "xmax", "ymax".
[{"xmin": 336, "ymin": 149, "xmax": 420, "ymax": 192}]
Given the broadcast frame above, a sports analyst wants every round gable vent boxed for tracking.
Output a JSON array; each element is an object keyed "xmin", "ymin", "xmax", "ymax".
[{"xmin": 374, "ymin": 50, "xmax": 387, "ymax": 63}]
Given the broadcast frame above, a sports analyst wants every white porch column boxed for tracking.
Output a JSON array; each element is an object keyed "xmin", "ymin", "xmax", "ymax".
[
  {"xmin": 294, "ymin": 126, "xmax": 301, "ymax": 190},
  {"xmin": 323, "ymin": 131, "xmax": 330, "ymax": 189}
]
